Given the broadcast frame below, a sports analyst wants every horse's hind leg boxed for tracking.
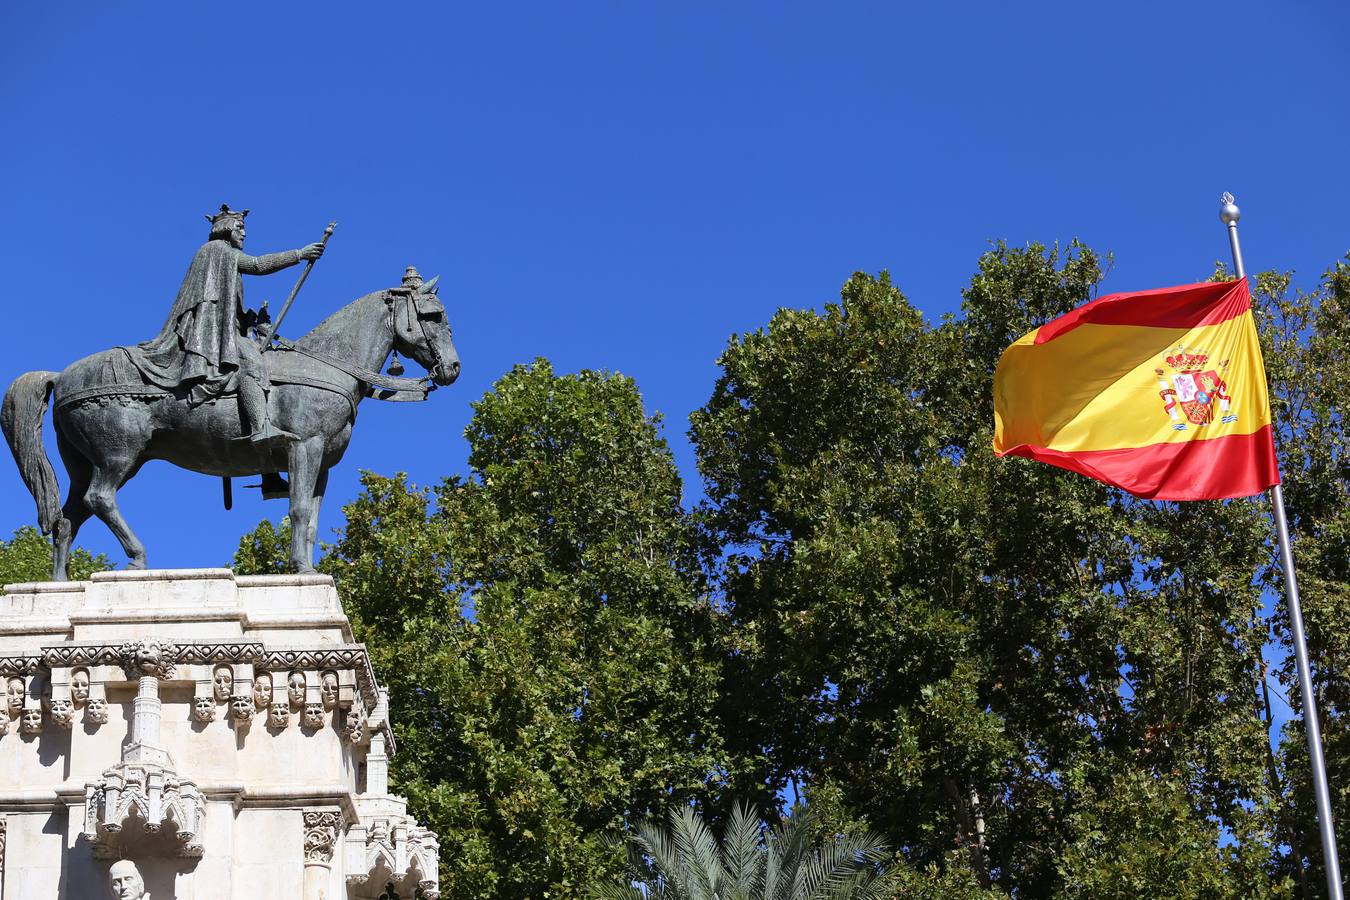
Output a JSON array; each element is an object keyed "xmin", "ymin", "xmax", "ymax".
[
  {"xmin": 52, "ymin": 430, "xmax": 94, "ymax": 580},
  {"xmin": 84, "ymin": 456, "xmax": 148, "ymax": 570}
]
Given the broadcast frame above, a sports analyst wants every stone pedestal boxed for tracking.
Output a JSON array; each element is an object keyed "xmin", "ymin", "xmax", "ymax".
[{"xmin": 0, "ymin": 569, "xmax": 438, "ymax": 899}]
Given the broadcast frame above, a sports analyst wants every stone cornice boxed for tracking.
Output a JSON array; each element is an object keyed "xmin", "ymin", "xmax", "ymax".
[{"xmin": 2, "ymin": 641, "xmax": 382, "ymax": 715}]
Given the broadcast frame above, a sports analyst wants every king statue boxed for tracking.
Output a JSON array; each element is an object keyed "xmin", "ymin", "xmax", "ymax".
[
  {"xmin": 134, "ymin": 205, "xmax": 325, "ymax": 444},
  {"xmin": 2, "ymin": 203, "xmax": 459, "ymax": 579}
]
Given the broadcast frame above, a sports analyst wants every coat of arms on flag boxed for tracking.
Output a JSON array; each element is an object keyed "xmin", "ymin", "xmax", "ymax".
[{"xmin": 1154, "ymin": 349, "xmax": 1236, "ymax": 430}]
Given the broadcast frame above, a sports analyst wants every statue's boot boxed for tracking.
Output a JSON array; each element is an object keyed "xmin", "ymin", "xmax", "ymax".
[
  {"xmin": 239, "ymin": 379, "xmax": 296, "ymax": 448},
  {"xmin": 246, "ymin": 421, "xmax": 299, "ymax": 447},
  {"xmin": 245, "ymin": 473, "xmax": 290, "ymax": 500},
  {"xmin": 260, "ymin": 473, "xmax": 289, "ymax": 500}
]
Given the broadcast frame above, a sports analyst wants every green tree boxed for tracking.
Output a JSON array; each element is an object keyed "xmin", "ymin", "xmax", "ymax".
[
  {"xmin": 592, "ymin": 802, "xmax": 896, "ymax": 900},
  {"xmin": 691, "ymin": 245, "xmax": 1287, "ymax": 896},
  {"xmin": 291, "ymin": 361, "xmax": 725, "ymax": 898},
  {"xmin": 0, "ymin": 525, "xmax": 110, "ymax": 588},
  {"xmin": 231, "ymin": 517, "xmax": 292, "ymax": 575},
  {"xmin": 1250, "ymin": 255, "xmax": 1350, "ymax": 894}
]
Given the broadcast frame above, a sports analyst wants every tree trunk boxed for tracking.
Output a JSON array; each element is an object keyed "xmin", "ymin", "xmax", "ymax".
[{"xmin": 944, "ymin": 777, "xmax": 991, "ymax": 887}]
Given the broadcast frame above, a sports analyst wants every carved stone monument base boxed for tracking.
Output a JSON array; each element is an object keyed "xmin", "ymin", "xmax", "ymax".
[{"xmin": 0, "ymin": 569, "xmax": 438, "ymax": 899}]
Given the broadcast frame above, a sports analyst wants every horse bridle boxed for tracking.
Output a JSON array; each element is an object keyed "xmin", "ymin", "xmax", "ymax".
[{"xmin": 385, "ymin": 288, "xmax": 448, "ymax": 382}]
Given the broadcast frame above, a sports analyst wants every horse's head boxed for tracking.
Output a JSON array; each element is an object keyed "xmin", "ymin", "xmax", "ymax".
[{"xmin": 387, "ymin": 274, "xmax": 460, "ymax": 387}]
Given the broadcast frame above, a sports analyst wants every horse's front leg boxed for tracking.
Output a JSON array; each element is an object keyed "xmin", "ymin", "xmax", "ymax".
[{"xmin": 286, "ymin": 437, "xmax": 326, "ymax": 574}]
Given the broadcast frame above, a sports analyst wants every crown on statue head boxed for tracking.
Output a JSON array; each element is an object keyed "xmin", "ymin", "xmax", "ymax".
[
  {"xmin": 1165, "ymin": 350, "xmax": 1209, "ymax": 371},
  {"xmin": 204, "ymin": 204, "xmax": 250, "ymax": 225}
]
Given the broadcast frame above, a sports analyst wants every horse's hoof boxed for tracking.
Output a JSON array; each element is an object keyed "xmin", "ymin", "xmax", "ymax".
[{"xmin": 126, "ymin": 560, "xmax": 147, "ymax": 571}]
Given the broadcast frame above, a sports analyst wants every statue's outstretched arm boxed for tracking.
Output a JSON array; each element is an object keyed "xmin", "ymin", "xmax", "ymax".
[{"xmin": 238, "ymin": 249, "xmax": 302, "ymax": 276}]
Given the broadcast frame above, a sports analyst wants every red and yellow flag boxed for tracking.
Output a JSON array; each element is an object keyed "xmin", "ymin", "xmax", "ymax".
[{"xmin": 993, "ymin": 279, "xmax": 1278, "ymax": 501}]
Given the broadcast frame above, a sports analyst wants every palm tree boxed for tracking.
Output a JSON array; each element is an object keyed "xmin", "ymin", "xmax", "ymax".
[{"xmin": 592, "ymin": 802, "xmax": 897, "ymax": 900}]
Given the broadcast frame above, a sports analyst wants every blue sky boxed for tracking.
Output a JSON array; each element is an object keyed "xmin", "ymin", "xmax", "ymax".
[{"xmin": 2, "ymin": 1, "xmax": 1348, "ymax": 573}]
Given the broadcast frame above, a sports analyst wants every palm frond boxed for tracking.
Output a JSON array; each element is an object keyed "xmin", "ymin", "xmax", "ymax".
[
  {"xmin": 600, "ymin": 801, "xmax": 896, "ymax": 900},
  {"xmin": 672, "ymin": 806, "xmax": 722, "ymax": 900},
  {"xmin": 720, "ymin": 801, "xmax": 764, "ymax": 899}
]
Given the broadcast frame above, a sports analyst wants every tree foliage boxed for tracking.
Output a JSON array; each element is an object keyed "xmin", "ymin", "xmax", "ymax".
[
  {"xmin": 231, "ymin": 517, "xmax": 292, "ymax": 575},
  {"xmin": 690, "ymin": 245, "xmax": 1292, "ymax": 896},
  {"xmin": 1253, "ymin": 255, "xmax": 1350, "ymax": 895},
  {"xmin": 236, "ymin": 361, "xmax": 725, "ymax": 898},
  {"xmin": 226, "ymin": 246, "xmax": 1350, "ymax": 898},
  {"xmin": 0, "ymin": 525, "xmax": 110, "ymax": 588}
]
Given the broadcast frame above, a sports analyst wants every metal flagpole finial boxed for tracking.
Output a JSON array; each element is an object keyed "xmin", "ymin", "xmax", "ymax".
[{"xmin": 1219, "ymin": 192, "xmax": 1240, "ymax": 225}]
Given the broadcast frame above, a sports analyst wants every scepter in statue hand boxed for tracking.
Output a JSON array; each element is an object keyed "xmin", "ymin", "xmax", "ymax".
[{"xmin": 257, "ymin": 221, "xmax": 336, "ymax": 347}]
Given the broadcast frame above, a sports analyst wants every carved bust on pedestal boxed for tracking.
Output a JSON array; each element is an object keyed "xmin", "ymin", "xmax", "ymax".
[{"xmin": 109, "ymin": 859, "xmax": 149, "ymax": 899}]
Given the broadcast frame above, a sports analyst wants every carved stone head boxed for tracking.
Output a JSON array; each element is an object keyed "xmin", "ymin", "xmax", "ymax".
[
  {"xmin": 302, "ymin": 703, "xmax": 325, "ymax": 729},
  {"xmin": 192, "ymin": 696, "xmax": 216, "ymax": 723},
  {"xmin": 49, "ymin": 697, "xmax": 74, "ymax": 728},
  {"xmin": 287, "ymin": 671, "xmax": 306, "ymax": 706},
  {"xmin": 212, "ymin": 665, "xmax": 233, "ymax": 702},
  {"xmin": 230, "ymin": 695, "xmax": 254, "ymax": 723},
  {"xmin": 343, "ymin": 708, "xmax": 365, "ymax": 744},
  {"xmin": 6, "ymin": 676, "xmax": 24, "ymax": 713},
  {"xmin": 253, "ymin": 673, "xmax": 273, "ymax": 711},
  {"xmin": 108, "ymin": 858, "xmax": 148, "ymax": 900},
  {"xmin": 71, "ymin": 668, "xmax": 91, "ymax": 705},
  {"xmin": 268, "ymin": 701, "xmax": 290, "ymax": 728},
  {"xmin": 21, "ymin": 706, "xmax": 42, "ymax": 734},
  {"xmin": 86, "ymin": 697, "xmax": 109, "ymax": 724},
  {"xmin": 320, "ymin": 670, "xmax": 338, "ymax": 710},
  {"xmin": 132, "ymin": 640, "xmax": 162, "ymax": 675}
]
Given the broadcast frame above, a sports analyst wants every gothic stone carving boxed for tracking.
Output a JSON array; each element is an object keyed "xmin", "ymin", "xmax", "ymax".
[
  {"xmin": 343, "ymin": 705, "xmax": 366, "ymax": 744},
  {"xmin": 287, "ymin": 670, "xmax": 307, "ymax": 707},
  {"xmin": 321, "ymin": 670, "xmax": 339, "ymax": 710},
  {"xmin": 0, "ymin": 655, "xmax": 43, "ymax": 676},
  {"xmin": 71, "ymin": 667, "xmax": 91, "ymax": 706},
  {"xmin": 230, "ymin": 695, "xmax": 254, "ymax": 724},
  {"xmin": 212, "ymin": 664, "xmax": 233, "ymax": 701},
  {"xmin": 50, "ymin": 697, "xmax": 75, "ymax": 728},
  {"xmin": 28, "ymin": 640, "xmax": 381, "ymax": 710},
  {"xmin": 253, "ymin": 672, "xmax": 273, "ymax": 711},
  {"xmin": 192, "ymin": 696, "xmax": 216, "ymax": 723},
  {"xmin": 303, "ymin": 810, "xmax": 342, "ymax": 865},
  {"xmin": 347, "ymin": 816, "xmax": 440, "ymax": 899},
  {"xmin": 303, "ymin": 702, "xmax": 325, "ymax": 729},
  {"xmin": 85, "ymin": 762, "xmax": 206, "ymax": 859},
  {"xmin": 119, "ymin": 639, "xmax": 179, "ymax": 680}
]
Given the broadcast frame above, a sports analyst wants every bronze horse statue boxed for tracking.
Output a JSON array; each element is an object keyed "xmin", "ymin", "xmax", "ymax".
[{"xmin": 2, "ymin": 273, "xmax": 460, "ymax": 579}]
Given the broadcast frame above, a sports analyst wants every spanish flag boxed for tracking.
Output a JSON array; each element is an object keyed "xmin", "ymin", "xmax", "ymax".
[{"xmin": 993, "ymin": 279, "xmax": 1278, "ymax": 501}]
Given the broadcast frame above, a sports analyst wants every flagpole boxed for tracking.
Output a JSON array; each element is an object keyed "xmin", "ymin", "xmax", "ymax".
[{"xmin": 1221, "ymin": 192, "xmax": 1344, "ymax": 898}]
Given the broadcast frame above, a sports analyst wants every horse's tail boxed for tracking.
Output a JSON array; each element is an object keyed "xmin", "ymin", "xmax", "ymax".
[{"xmin": 1, "ymin": 371, "xmax": 62, "ymax": 534}]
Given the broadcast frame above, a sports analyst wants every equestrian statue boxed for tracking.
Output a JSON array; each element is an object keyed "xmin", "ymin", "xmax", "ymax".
[{"xmin": 1, "ymin": 205, "xmax": 461, "ymax": 579}]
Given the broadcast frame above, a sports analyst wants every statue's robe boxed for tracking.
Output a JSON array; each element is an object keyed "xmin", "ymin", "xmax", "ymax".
[{"xmin": 131, "ymin": 240, "xmax": 299, "ymax": 404}]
